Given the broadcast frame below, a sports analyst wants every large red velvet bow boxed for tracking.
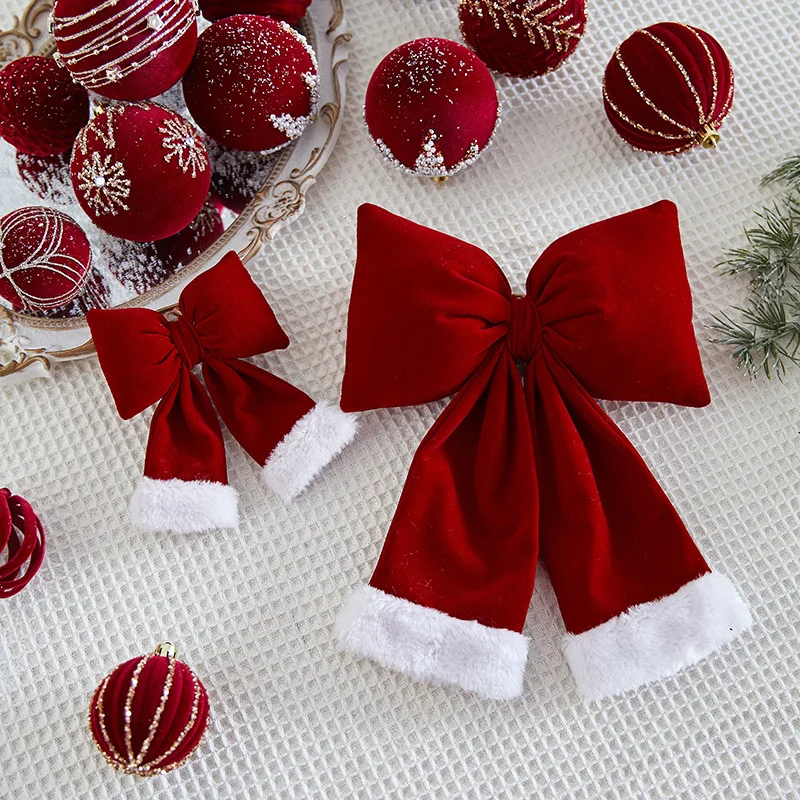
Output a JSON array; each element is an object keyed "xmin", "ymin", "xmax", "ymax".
[
  {"xmin": 341, "ymin": 202, "xmax": 713, "ymax": 641},
  {"xmin": 87, "ymin": 252, "xmax": 317, "ymax": 519}
]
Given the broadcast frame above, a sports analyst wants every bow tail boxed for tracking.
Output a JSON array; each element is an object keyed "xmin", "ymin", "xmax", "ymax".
[
  {"xmin": 132, "ymin": 368, "xmax": 237, "ymax": 534},
  {"xmin": 202, "ymin": 356, "xmax": 357, "ymax": 503},
  {"xmin": 336, "ymin": 348, "xmax": 536, "ymax": 700},
  {"xmin": 527, "ymin": 353, "xmax": 751, "ymax": 700}
]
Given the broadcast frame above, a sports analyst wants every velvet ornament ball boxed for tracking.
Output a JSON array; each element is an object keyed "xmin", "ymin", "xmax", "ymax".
[
  {"xmin": 0, "ymin": 206, "xmax": 92, "ymax": 311},
  {"xmin": 199, "ymin": 0, "xmax": 311, "ymax": 25},
  {"xmin": 0, "ymin": 55, "xmax": 89, "ymax": 156},
  {"xmin": 603, "ymin": 22, "xmax": 734, "ymax": 154},
  {"xmin": 70, "ymin": 102, "xmax": 211, "ymax": 241},
  {"xmin": 459, "ymin": 0, "xmax": 585, "ymax": 78},
  {"xmin": 52, "ymin": 0, "xmax": 198, "ymax": 101},
  {"xmin": 88, "ymin": 643, "xmax": 209, "ymax": 776},
  {"xmin": 182, "ymin": 14, "xmax": 319, "ymax": 152},
  {"xmin": 365, "ymin": 38, "xmax": 500, "ymax": 179},
  {"xmin": 1, "ymin": 488, "xmax": 46, "ymax": 599}
]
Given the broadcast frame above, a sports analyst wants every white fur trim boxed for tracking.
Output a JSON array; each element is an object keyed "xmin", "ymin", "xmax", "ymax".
[
  {"xmin": 562, "ymin": 572, "xmax": 752, "ymax": 701},
  {"xmin": 130, "ymin": 477, "xmax": 238, "ymax": 533},
  {"xmin": 262, "ymin": 401, "xmax": 358, "ymax": 502},
  {"xmin": 335, "ymin": 584, "xmax": 529, "ymax": 700}
]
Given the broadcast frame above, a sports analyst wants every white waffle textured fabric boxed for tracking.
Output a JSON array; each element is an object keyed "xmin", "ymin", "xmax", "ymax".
[{"xmin": 1, "ymin": 1, "xmax": 799, "ymax": 798}]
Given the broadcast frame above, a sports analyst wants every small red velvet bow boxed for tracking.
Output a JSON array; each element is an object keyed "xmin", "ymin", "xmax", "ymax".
[
  {"xmin": 87, "ymin": 252, "xmax": 354, "ymax": 533},
  {"xmin": 336, "ymin": 203, "xmax": 749, "ymax": 701},
  {"xmin": 1, "ymin": 488, "xmax": 45, "ymax": 598}
]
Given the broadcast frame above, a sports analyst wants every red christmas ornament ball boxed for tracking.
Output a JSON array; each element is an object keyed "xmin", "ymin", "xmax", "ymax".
[
  {"xmin": 1, "ymin": 488, "xmax": 46, "ymax": 599},
  {"xmin": 88, "ymin": 644, "xmax": 209, "ymax": 776},
  {"xmin": 459, "ymin": 0, "xmax": 585, "ymax": 78},
  {"xmin": 70, "ymin": 102, "xmax": 210, "ymax": 241},
  {"xmin": 0, "ymin": 55, "xmax": 89, "ymax": 156},
  {"xmin": 199, "ymin": 0, "xmax": 311, "ymax": 25},
  {"xmin": 0, "ymin": 206, "xmax": 92, "ymax": 311},
  {"xmin": 603, "ymin": 22, "xmax": 734, "ymax": 154},
  {"xmin": 182, "ymin": 14, "xmax": 319, "ymax": 152},
  {"xmin": 365, "ymin": 38, "xmax": 500, "ymax": 179},
  {"xmin": 52, "ymin": 0, "xmax": 198, "ymax": 101}
]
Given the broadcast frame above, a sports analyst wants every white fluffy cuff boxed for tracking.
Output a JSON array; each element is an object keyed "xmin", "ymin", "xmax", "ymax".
[
  {"xmin": 562, "ymin": 572, "xmax": 752, "ymax": 701},
  {"xmin": 130, "ymin": 477, "xmax": 238, "ymax": 533},
  {"xmin": 261, "ymin": 401, "xmax": 358, "ymax": 502},
  {"xmin": 335, "ymin": 585, "xmax": 530, "ymax": 700}
]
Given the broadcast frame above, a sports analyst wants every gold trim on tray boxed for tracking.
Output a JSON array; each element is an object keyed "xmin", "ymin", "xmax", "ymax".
[{"xmin": 0, "ymin": 0, "xmax": 350, "ymax": 382}]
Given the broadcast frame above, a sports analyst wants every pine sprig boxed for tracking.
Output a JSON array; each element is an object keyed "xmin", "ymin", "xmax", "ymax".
[{"xmin": 713, "ymin": 155, "xmax": 800, "ymax": 378}]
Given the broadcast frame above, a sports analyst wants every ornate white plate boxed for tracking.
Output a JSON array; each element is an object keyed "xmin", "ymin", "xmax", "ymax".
[{"xmin": 0, "ymin": 0, "xmax": 350, "ymax": 386}]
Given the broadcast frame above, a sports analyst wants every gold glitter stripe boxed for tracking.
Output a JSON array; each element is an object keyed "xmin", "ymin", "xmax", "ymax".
[
  {"xmin": 135, "ymin": 656, "xmax": 177, "ymax": 767},
  {"xmin": 602, "ymin": 77, "xmax": 687, "ymax": 141},
  {"xmin": 123, "ymin": 655, "xmax": 151, "ymax": 766},
  {"xmin": 614, "ymin": 47, "xmax": 695, "ymax": 135},
  {"xmin": 94, "ymin": 676, "xmax": 124, "ymax": 765},
  {"xmin": 142, "ymin": 667, "xmax": 202, "ymax": 773},
  {"xmin": 640, "ymin": 30, "xmax": 706, "ymax": 125},
  {"xmin": 681, "ymin": 23, "xmax": 719, "ymax": 115}
]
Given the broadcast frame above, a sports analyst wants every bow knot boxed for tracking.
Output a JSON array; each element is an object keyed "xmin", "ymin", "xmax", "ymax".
[
  {"xmin": 167, "ymin": 315, "xmax": 204, "ymax": 370},
  {"xmin": 508, "ymin": 294, "xmax": 542, "ymax": 363}
]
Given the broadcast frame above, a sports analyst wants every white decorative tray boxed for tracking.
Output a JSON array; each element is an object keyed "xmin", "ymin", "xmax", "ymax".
[{"xmin": 0, "ymin": 0, "xmax": 350, "ymax": 386}]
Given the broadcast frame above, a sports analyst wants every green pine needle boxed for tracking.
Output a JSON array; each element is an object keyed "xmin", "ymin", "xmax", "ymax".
[{"xmin": 762, "ymin": 155, "xmax": 800, "ymax": 189}]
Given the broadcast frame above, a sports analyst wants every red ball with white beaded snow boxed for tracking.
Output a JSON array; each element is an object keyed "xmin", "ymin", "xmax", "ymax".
[
  {"xmin": 182, "ymin": 14, "xmax": 319, "ymax": 152},
  {"xmin": 52, "ymin": 0, "xmax": 198, "ymax": 101},
  {"xmin": 88, "ymin": 644, "xmax": 210, "ymax": 777},
  {"xmin": 364, "ymin": 38, "xmax": 500, "ymax": 180},
  {"xmin": 0, "ymin": 55, "xmax": 89, "ymax": 156},
  {"xmin": 70, "ymin": 102, "xmax": 210, "ymax": 241},
  {"xmin": 0, "ymin": 206, "xmax": 92, "ymax": 311}
]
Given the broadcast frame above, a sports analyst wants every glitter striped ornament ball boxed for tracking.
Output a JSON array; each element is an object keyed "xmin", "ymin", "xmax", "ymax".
[
  {"xmin": 458, "ymin": 0, "xmax": 586, "ymax": 78},
  {"xmin": 70, "ymin": 102, "xmax": 210, "ymax": 241},
  {"xmin": 365, "ymin": 38, "xmax": 500, "ymax": 180},
  {"xmin": 52, "ymin": 0, "xmax": 198, "ymax": 101},
  {"xmin": 88, "ymin": 643, "xmax": 210, "ymax": 777},
  {"xmin": 603, "ymin": 22, "xmax": 734, "ymax": 155},
  {"xmin": 0, "ymin": 206, "xmax": 92, "ymax": 311}
]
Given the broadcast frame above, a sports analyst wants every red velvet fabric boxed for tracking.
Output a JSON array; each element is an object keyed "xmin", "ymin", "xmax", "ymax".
[
  {"xmin": 89, "ymin": 652, "xmax": 209, "ymax": 774},
  {"xmin": 604, "ymin": 22, "xmax": 734, "ymax": 154},
  {"xmin": 199, "ymin": 0, "xmax": 311, "ymax": 25},
  {"xmin": 87, "ymin": 252, "xmax": 315, "ymax": 485},
  {"xmin": 365, "ymin": 38, "xmax": 498, "ymax": 173},
  {"xmin": 0, "ymin": 56, "xmax": 89, "ymax": 156},
  {"xmin": 0, "ymin": 488, "xmax": 46, "ymax": 599},
  {"xmin": 459, "ymin": 0, "xmax": 586, "ymax": 78},
  {"xmin": 341, "ymin": 203, "xmax": 712, "ymax": 636}
]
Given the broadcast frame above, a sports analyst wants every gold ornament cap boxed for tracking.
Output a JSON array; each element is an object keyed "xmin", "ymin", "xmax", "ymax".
[
  {"xmin": 155, "ymin": 641, "xmax": 177, "ymax": 658},
  {"xmin": 698, "ymin": 123, "xmax": 720, "ymax": 149}
]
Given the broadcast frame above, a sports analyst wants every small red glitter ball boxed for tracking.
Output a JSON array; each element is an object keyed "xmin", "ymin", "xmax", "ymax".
[
  {"xmin": 0, "ymin": 206, "xmax": 92, "ymax": 311},
  {"xmin": 52, "ymin": 0, "xmax": 197, "ymax": 101},
  {"xmin": 88, "ymin": 644, "xmax": 210, "ymax": 776},
  {"xmin": 182, "ymin": 14, "xmax": 319, "ymax": 152},
  {"xmin": 70, "ymin": 102, "xmax": 211, "ymax": 242},
  {"xmin": 0, "ymin": 56, "xmax": 89, "ymax": 156},
  {"xmin": 199, "ymin": 0, "xmax": 311, "ymax": 25},
  {"xmin": 603, "ymin": 22, "xmax": 734, "ymax": 154},
  {"xmin": 365, "ymin": 38, "xmax": 500, "ymax": 179},
  {"xmin": 0, "ymin": 488, "xmax": 46, "ymax": 599},
  {"xmin": 459, "ymin": 0, "xmax": 585, "ymax": 78}
]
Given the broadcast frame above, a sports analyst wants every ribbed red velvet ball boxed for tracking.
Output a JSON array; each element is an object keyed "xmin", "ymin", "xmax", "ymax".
[
  {"xmin": 182, "ymin": 14, "xmax": 319, "ymax": 152},
  {"xmin": 70, "ymin": 103, "xmax": 210, "ymax": 241},
  {"xmin": 0, "ymin": 488, "xmax": 46, "ymax": 599},
  {"xmin": 459, "ymin": 0, "xmax": 585, "ymax": 78},
  {"xmin": 199, "ymin": 0, "xmax": 311, "ymax": 24},
  {"xmin": 88, "ymin": 645, "xmax": 209, "ymax": 776},
  {"xmin": 603, "ymin": 22, "xmax": 734, "ymax": 154},
  {"xmin": 52, "ymin": 0, "xmax": 198, "ymax": 100},
  {"xmin": 0, "ymin": 207, "xmax": 92, "ymax": 311},
  {"xmin": 365, "ymin": 38, "xmax": 500, "ymax": 179},
  {"xmin": 0, "ymin": 56, "xmax": 89, "ymax": 156}
]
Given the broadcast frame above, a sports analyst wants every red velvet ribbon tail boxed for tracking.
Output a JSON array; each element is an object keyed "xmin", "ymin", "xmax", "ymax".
[
  {"xmin": 527, "ymin": 353, "xmax": 710, "ymax": 637},
  {"xmin": 202, "ymin": 356, "xmax": 315, "ymax": 467}
]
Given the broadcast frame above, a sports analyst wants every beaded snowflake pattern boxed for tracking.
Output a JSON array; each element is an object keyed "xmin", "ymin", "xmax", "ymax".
[
  {"xmin": 76, "ymin": 151, "xmax": 131, "ymax": 215},
  {"xmin": 159, "ymin": 117, "xmax": 208, "ymax": 178}
]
